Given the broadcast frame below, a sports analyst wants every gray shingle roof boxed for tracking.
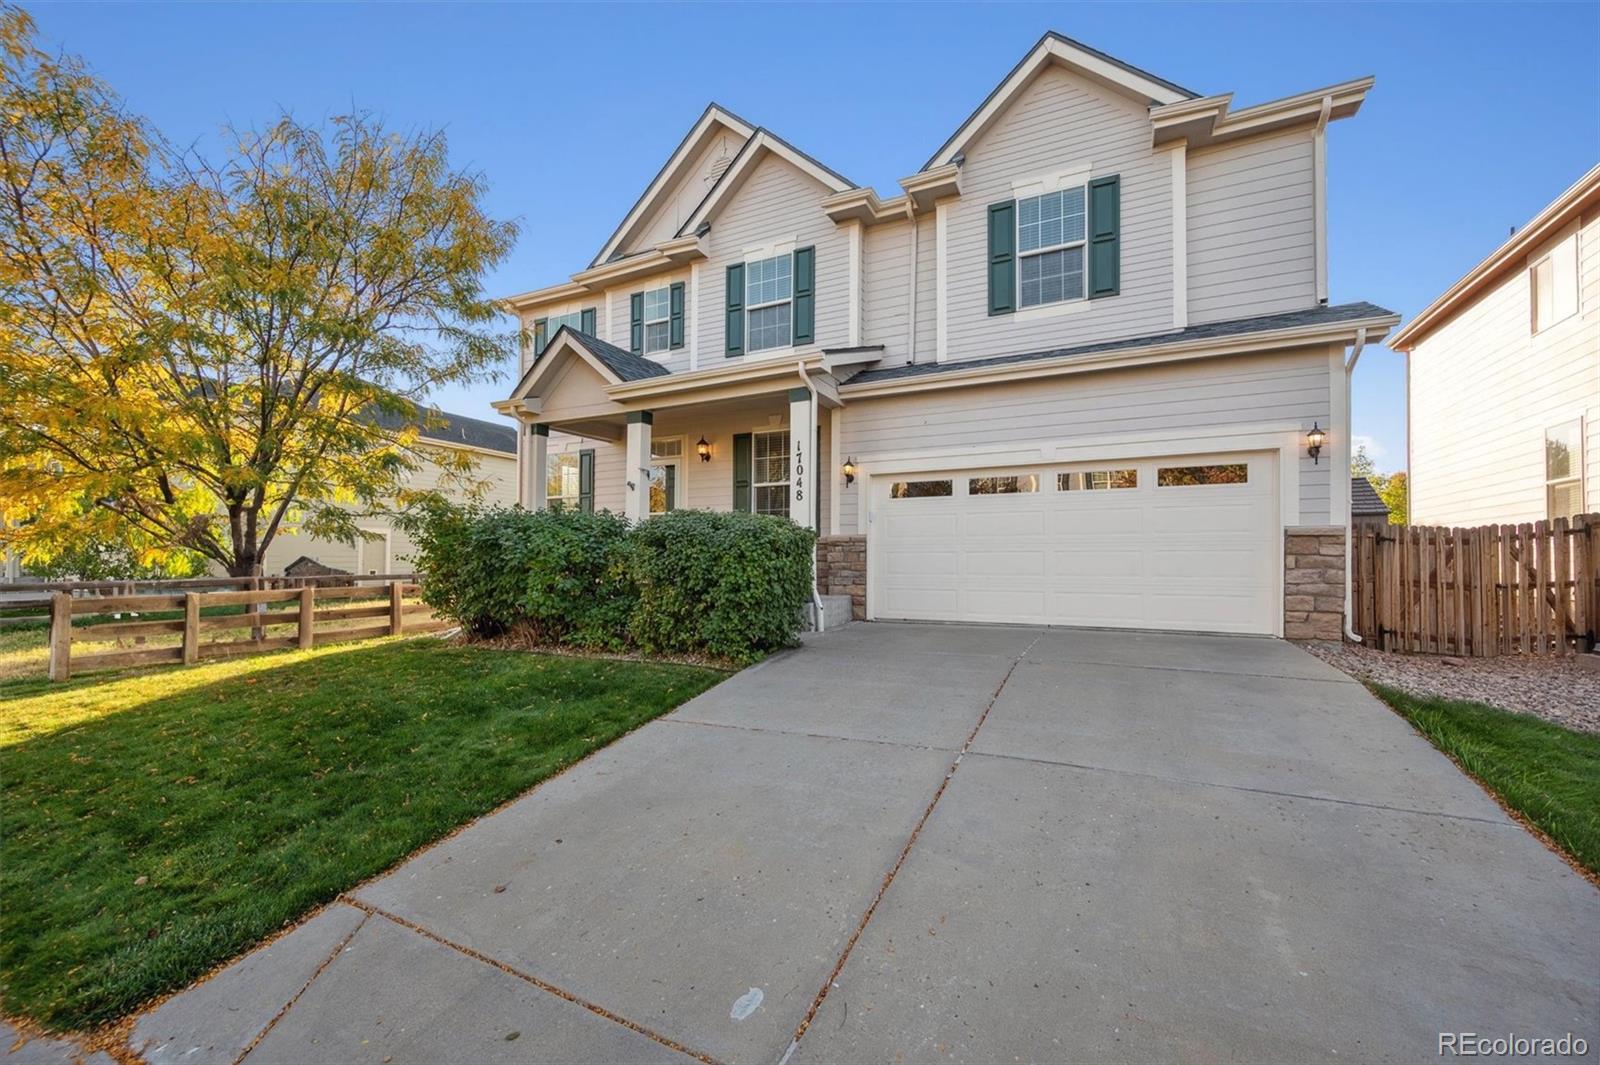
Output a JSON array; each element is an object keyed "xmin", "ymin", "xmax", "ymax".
[
  {"xmin": 845, "ymin": 302, "xmax": 1397, "ymax": 386},
  {"xmin": 1351, "ymin": 476, "xmax": 1390, "ymax": 516},
  {"xmin": 564, "ymin": 328, "xmax": 671, "ymax": 382},
  {"xmin": 371, "ymin": 405, "xmax": 517, "ymax": 455}
]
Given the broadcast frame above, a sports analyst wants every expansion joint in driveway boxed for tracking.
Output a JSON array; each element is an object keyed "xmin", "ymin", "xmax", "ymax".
[
  {"xmin": 781, "ymin": 635, "xmax": 1041, "ymax": 1062},
  {"xmin": 338, "ymin": 898, "xmax": 722, "ymax": 1065}
]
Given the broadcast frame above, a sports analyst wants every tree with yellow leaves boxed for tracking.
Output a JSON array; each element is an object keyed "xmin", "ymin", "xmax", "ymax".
[{"xmin": 0, "ymin": 6, "xmax": 519, "ymax": 576}]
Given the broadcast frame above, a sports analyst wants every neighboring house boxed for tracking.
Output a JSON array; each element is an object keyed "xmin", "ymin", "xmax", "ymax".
[
  {"xmin": 245, "ymin": 409, "xmax": 518, "ymax": 576},
  {"xmin": 1351, "ymin": 477, "xmax": 1391, "ymax": 527},
  {"xmin": 1390, "ymin": 165, "xmax": 1599, "ymax": 527},
  {"xmin": 494, "ymin": 32, "xmax": 1398, "ymax": 639}
]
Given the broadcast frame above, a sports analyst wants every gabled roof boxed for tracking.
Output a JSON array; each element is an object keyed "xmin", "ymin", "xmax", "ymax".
[
  {"xmin": 1389, "ymin": 163, "xmax": 1600, "ymax": 351},
  {"xmin": 589, "ymin": 103, "xmax": 757, "ymax": 269},
  {"xmin": 845, "ymin": 303, "xmax": 1398, "ymax": 387},
  {"xmin": 1351, "ymin": 477, "xmax": 1389, "ymax": 517},
  {"xmin": 506, "ymin": 327, "xmax": 668, "ymax": 404},
  {"xmin": 363, "ymin": 401, "xmax": 518, "ymax": 454},
  {"xmin": 923, "ymin": 31, "xmax": 1198, "ymax": 171},
  {"xmin": 675, "ymin": 128, "xmax": 856, "ymax": 238}
]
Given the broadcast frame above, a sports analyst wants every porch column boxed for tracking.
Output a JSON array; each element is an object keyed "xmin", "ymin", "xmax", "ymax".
[
  {"xmin": 525, "ymin": 423, "xmax": 549, "ymax": 510},
  {"xmin": 788, "ymin": 387, "xmax": 817, "ymax": 530},
  {"xmin": 624, "ymin": 411, "xmax": 653, "ymax": 523}
]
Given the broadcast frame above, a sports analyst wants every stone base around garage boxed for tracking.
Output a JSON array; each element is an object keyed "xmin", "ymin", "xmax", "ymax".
[
  {"xmin": 1284, "ymin": 525, "xmax": 1347, "ymax": 641},
  {"xmin": 816, "ymin": 535, "xmax": 866, "ymax": 621}
]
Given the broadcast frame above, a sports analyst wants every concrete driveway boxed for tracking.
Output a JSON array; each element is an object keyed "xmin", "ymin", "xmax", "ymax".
[{"xmin": 129, "ymin": 624, "xmax": 1599, "ymax": 1064}]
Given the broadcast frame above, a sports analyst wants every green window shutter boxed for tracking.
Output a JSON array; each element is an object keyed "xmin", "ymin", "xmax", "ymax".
[
  {"xmin": 629, "ymin": 292, "xmax": 644, "ymax": 354},
  {"xmin": 669, "ymin": 282, "xmax": 685, "ymax": 349},
  {"xmin": 664, "ymin": 465, "xmax": 677, "ymax": 511},
  {"xmin": 533, "ymin": 317, "xmax": 549, "ymax": 355},
  {"xmin": 578, "ymin": 449, "xmax": 595, "ymax": 513},
  {"xmin": 725, "ymin": 264, "xmax": 745, "ymax": 357},
  {"xmin": 731, "ymin": 433, "xmax": 752, "ymax": 512},
  {"xmin": 792, "ymin": 246, "xmax": 815, "ymax": 344},
  {"xmin": 580, "ymin": 307, "xmax": 596, "ymax": 335},
  {"xmin": 1088, "ymin": 175, "xmax": 1121, "ymax": 299},
  {"xmin": 987, "ymin": 201, "xmax": 1016, "ymax": 315}
]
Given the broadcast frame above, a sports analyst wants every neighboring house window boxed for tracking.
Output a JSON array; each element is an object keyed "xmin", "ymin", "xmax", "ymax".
[
  {"xmin": 746, "ymin": 255, "xmax": 793, "ymax": 352},
  {"xmin": 648, "ymin": 437, "xmax": 681, "ymax": 514},
  {"xmin": 1545, "ymin": 420, "xmax": 1584, "ymax": 520},
  {"xmin": 1531, "ymin": 235, "xmax": 1579, "ymax": 333},
  {"xmin": 643, "ymin": 287, "xmax": 672, "ymax": 354},
  {"xmin": 547, "ymin": 453, "xmax": 580, "ymax": 508},
  {"xmin": 752, "ymin": 429, "xmax": 790, "ymax": 516},
  {"xmin": 1017, "ymin": 187, "xmax": 1087, "ymax": 308}
]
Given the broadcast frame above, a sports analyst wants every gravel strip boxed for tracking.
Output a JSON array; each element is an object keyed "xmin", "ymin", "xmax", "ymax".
[{"xmin": 1299, "ymin": 641, "xmax": 1600, "ymax": 735}]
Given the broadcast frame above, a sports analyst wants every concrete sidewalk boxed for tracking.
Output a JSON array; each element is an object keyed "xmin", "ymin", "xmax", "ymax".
[{"xmin": 120, "ymin": 624, "xmax": 1599, "ymax": 1064}]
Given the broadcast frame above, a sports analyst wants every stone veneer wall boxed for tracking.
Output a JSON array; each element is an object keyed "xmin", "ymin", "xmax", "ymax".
[
  {"xmin": 816, "ymin": 535, "xmax": 867, "ymax": 620},
  {"xmin": 1284, "ymin": 525, "xmax": 1347, "ymax": 641}
]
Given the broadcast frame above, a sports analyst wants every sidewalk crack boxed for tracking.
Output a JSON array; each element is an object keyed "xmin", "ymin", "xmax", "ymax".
[{"xmin": 232, "ymin": 909, "xmax": 368, "ymax": 1064}]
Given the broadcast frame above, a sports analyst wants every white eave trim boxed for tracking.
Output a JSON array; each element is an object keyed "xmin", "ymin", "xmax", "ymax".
[
  {"xmin": 605, "ymin": 351, "xmax": 831, "ymax": 402},
  {"xmin": 677, "ymin": 130, "xmax": 854, "ymax": 238},
  {"xmin": 500, "ymin": 237, "xmax": 708, "ymax": 312},
  {"xmin": 839, "ymin": 314, "xmax": 1400, "ymax": 399},
  {"xmin": 504, "ymin": 332, "xmax": 627, "ymax": 404},
  {"xmin": 1390, "ymin": 162, "xmax": 1600, "ymax": 350},
  {"xmin": 1150, "ymin": 76, "xmax": 1374, "ymax": 149},
  {"xmin": 925, "ymin": 34, "xmax": 1191, "ymax": 170},
  {"xmin": 589, "ymin": 104, "xmax": 756, "ymax": 269}
]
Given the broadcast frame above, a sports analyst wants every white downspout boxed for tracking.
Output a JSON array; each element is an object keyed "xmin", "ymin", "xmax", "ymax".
[
  {"xmin": 1343, "ymin": 327, "xmax": 1367, "ymax": 643},
  {"xmin": 796, "ymin": 361, "xmax": 825, "ymax": 633}
]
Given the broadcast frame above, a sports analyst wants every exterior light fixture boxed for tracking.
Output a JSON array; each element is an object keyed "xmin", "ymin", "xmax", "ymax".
[
  {"xmin": 1306, "ymin": 422, "xmax": 1326, "ymax": 465},
  {"xmin": 842, "ymin": 457, "xmax": 857, "ymax": 485},
  {"xmin": 696, "ymin": 437, "xmax": 711, "ymax": 462}
]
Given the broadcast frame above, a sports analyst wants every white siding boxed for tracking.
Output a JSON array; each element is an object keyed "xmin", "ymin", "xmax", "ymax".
[
  {"xmin": 941, "ymin": 65, "xmax": 1176, "ymax": 362},
  {"xmin": 606, "ymin": 267, "xmax": 694, "ymax": 374},
  {"xmin": 862, "ymin": 220, "xmax": 913, "ymax": 365},
  {"xmin": 1186, "ymin": 129, "xmax": 1318, "ymax": 324},
  {"xmin": 624, "ymin": 127, "xmax": 748, "ymax": 256},
  {"xmin": 693, "ymin": 153, "xmax": 852, "ymax": 361},
  {"xmin": 836, "ymin": 349, "xmax": 1334, "ymax": 532},
  {"xmin": 256, "ymin": 448, "xmax": 518, "ymax": 575},
  {"xmin": 1409, "ymin": 212, "xmax": 1600, "ymax": 526}
]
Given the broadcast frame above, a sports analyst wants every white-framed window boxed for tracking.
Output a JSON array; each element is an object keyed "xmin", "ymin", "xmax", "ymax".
[
  {"xmin": 1018, "ymin": 186, "xmax": 1087, "ymax": 308},
  {"xmin": 643, "ymin": 287, "xmax": 672, "ymax": 354},
  {"xmin": 746, "ymin": 255, "xmax": 793, "ymax": 353},
  {"xmin": 1545, "ymin": 420, "xmax": 1584, "ymax": 520},
  {"xmin": 1531, "ymin": 235, "xmax": 1579, "ymax": 333},
  {"xmin": 752, "ymin": 429, "xmax": 790, "ymax": 516},
  {"xmin": 648, "ymin": 437, "xmax": 682, "ymax": 515},
  {"xmin": 547, "ymin": 453, "xmax": 580, "ymax": 508}
]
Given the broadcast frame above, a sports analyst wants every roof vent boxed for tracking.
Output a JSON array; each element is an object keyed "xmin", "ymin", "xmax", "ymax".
[{"xmin": 706, "ymin": 154, "xmax": 732, "ymax": 184}]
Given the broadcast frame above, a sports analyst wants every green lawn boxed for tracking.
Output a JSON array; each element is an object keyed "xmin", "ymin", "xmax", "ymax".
[
  {"xmin": 0, "ymin": 638, "xmax": 724, "ymax": 1032},
  {"xmin": 1369, "ymin": 683, "xmax": 1600, "ymax": 876}
]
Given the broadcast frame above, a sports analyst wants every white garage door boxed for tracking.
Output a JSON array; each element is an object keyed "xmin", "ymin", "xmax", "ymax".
[{"xmin": 872, "ymin": 451, "xmax": 1279, "ymax": 634}]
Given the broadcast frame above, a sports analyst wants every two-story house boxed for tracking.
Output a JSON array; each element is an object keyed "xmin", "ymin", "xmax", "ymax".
[
  {"xmin": 494, "ymin": 32, "xmax": 1398, "ymax": 640},
  {"xmin": 1390, "ymin": 164, "xmax": 1598, "ymax": 527}
]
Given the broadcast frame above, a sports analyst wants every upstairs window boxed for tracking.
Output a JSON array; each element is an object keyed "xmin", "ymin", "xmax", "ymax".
[
  {"xmin": 1018, "ymin": 187, "xmax": 1086, "ymax": 308},
  {"xmin": 532, "ymin": 309, "xmax": 592, "ymax": 356},
  {"xmin": 643, "ymin": 287, "xmax": 672, "ymax": 354},
  {"xmin": 746, "ymin": 255, "xmax": 793, "ymax": 352},
  {"xmin": 1545, "ymin": 420, "xmax": 1584, "ymax": 519},
  {"xmin": 1531, "ymin": 235, "xmax": 1579, "ymax": 333}
]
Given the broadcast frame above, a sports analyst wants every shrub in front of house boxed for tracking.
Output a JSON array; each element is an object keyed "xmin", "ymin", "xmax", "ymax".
[
  {"xmin": 406, "ymin": 501, "xmax": 633, "ymax": 646},
  {"xmin": 409, "ymin": 503, "xmax": 815, "ymax": 662},
  {"xmin": 628, "ymin": 509, "xmax": 816, "ymax": 663}
]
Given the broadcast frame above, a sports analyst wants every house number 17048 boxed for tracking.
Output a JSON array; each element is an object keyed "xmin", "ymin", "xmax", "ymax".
[{"xmin": 792, "ymin": 439, "xmax": 805, "ymax": 503}]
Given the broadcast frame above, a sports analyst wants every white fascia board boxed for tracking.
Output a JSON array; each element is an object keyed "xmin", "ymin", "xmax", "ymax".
[
  {"xmin": 1151, "ymin": 77, "xmax": 1374, "ymax": 149},
  {"xmin": 925, "ymin": 37, "xmax": 1190, "ymax": 170},
  {"xmin": 604, "ymin": 351, "xmax": 829, "ymax": 402},
  {"xmin": 508, "ymin": 336, "xmax": 625, "ymax": 403},
  {"xmin": 590, "ymin": 105, "xmax": 756, "ymax": 269},
  {"xmin": 839, "ymin": 315, "xmax": 1400, "ymax": 399},
  {"xmin": 677, "ymin": 131, "xmax": 854, "ymax": 237}
]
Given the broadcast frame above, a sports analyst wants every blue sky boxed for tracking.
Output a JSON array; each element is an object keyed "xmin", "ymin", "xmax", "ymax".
[{"xmin": 31, "ymin": 2, "xmax": 1600, "ymax": 473}]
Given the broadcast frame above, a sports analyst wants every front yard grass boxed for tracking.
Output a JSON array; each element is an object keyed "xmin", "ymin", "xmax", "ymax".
[
  {"xmin": 1369, "ymin": 683, "xmax": 1600, "ymax": 877},
  {"xmin": 0, "ymin": 638, "xmax": 724, "ymax": 1032}
]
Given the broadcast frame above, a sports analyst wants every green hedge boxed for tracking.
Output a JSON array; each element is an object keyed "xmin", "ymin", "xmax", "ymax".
[{"xmin": 407, "ymin": 503, "xmax": 816, "ymax": 663}]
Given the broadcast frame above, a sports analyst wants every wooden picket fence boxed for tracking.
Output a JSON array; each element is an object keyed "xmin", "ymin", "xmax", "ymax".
[
  {"xmin": 45, "ymin": 578, "xmax": 448, "ymax": 681},
  {"xmin": 1351, "ymin": 515, "xmax": 1600, "ymax": 656}
]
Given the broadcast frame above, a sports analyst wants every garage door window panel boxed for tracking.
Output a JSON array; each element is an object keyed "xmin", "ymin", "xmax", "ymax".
[
  {"xmin": 968, "ymin": 474, "xmax": 1040, "ymax": 495},
  {"xmin": 891, "ymin": 479, "xmax": 954, "ymax": 499},
  {"xmin": 1059, "ymin": 469, "xmax": 1137, "ymax": 491},
  {"xmin": 1157, "ymin": 463, "xmax": 1249, "ymax": 487}
]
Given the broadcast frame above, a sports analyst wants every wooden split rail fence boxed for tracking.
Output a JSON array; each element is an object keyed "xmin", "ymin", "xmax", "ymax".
[
  {"xmin": 1351, "ymin": 515, "xmax": 1599, "ymax": 656},
  {"xmin": 44, "ymin": 578, "xmax": 448, "ymax": 681}
]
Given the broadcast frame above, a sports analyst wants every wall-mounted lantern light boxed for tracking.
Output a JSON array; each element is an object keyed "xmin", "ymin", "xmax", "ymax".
[
  {"xmin": 1306, "ymin": 422, "xmax": 1326, "ymax": 465},
  {"xmin": 842, "ymin": 456, "xmax": 857, "ymax": 486},
  {"xmin": 696, "ymin": 437, "xmax": 711, "ymax": 463}
]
